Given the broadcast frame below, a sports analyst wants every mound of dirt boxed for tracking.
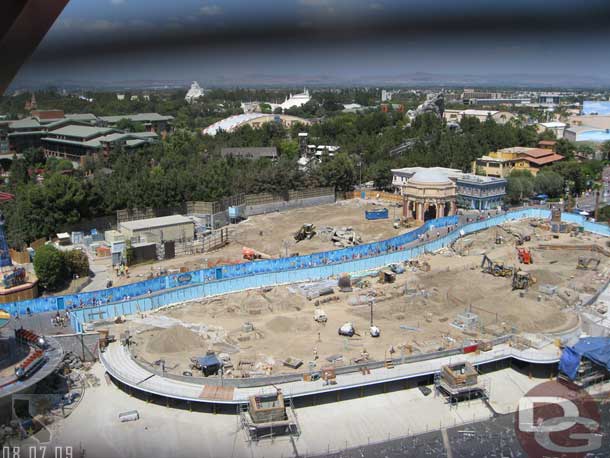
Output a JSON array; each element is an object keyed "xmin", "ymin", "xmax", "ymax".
[
  {"xmin": 145, "ymin": 325, "xmax": 205, "ymax": 354},
  {"xmin": 265, "ymin": 316, "xmax": 297, "ymax": 333}
]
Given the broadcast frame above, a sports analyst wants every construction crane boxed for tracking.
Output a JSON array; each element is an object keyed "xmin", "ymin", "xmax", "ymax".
[
  {"xmin": 481, "ymin": 255, "xmax": 513, "ymax": 278},
  {"xmin": 516, "ymin": 247, "xmax": 533, "ymax": 264}
]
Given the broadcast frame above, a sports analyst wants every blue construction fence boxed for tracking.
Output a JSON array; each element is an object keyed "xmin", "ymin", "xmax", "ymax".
[{"xmin": 3, "ymin": 208, "xmax": 609, "ymax": 332}]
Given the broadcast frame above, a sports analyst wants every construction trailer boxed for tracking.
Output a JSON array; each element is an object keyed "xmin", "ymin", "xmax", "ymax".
[
  {"xmin": 435, "ymin": 362, "xmax": 487, "ymax": 404},
  {"xmin": 240, "ymin": 391, "xmax": 300, "ymax": 441}
]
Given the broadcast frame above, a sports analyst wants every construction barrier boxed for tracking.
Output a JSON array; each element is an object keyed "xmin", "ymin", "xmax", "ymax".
[{"xmin": 3, "ymin": 209, "xmax": 609, "ymax": 332}]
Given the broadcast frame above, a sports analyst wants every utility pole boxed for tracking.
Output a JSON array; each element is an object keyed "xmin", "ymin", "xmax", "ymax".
[{"xmin": 594, "ymin": 188, "xmax": 601, "ymax": 221}]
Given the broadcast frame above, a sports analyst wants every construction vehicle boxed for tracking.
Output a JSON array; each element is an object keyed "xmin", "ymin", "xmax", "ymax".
[
  {"xmin": 294, "ymin": 223, "xmax": 316, "ymax": 242},
  {"xmin": 515, "ymin": 234, "xmax": 531, "ymax": 246},
  {"xmin": 389, "ymin": 263, "xmax": 405, "ymax": 274},
  {"xmin": 481, "ymin": 255, "xmax": 513, "ymax": 277},
  {"xmin": 369, "ymin": 325, "xmax": 381, "ymax": 337},
  {"xmin": 314, "ymin": 308, "xmax": 327, "ymax": 323},
  {"xmin": 338, "ymin": 322, "xmax": 356, "ymax": 337},
  {"xmin": 577, "ymin": 257, "xmax": 601, "ymax": 270},
  {"xmin": 242, "ymin": 246, "xmax": 273, "ymax": 261},
  {"xmin": 512, "ymin": 270, "xmax": 535, "ymax": 290},
  {"xmin": 517, "ymin": 247, "xmax": 533, "ymax": 264}
]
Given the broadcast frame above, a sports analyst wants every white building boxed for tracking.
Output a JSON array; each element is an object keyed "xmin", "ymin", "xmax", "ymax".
[
  {"xmin": 270, "ymin": 89, "xmax": 311, "ymax": 111},
  {"xmin": 185, "ymin": 81, "xmax": 205, "ymax": 103},
  {"xmin": 537, "ymin": 121, "xmax": 566, "ymax": 139}
]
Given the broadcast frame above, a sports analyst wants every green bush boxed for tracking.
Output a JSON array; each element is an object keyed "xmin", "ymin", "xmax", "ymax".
[{"xmin": 33, "ymin": 244, "xmax": 68, "ymax": 291}]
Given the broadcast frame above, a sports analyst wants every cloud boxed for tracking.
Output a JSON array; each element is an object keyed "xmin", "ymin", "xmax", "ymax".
[{"xmin": 200, "ymin": 4, "xmax": 223, "ymax": 16}]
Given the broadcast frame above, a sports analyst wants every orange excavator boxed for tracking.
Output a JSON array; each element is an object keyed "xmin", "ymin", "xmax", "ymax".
[
  {"xmin": 517, "ymin": 247, "xmax": 532, "ymax": 264},
  {"xmin": 242, "ymin": 247, "xmax": 274, "ymax": 261}
]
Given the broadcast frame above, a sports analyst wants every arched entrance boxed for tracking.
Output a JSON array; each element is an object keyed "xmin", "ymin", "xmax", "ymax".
[{"xmin": 423, "ymin": 204, "xmax": 437, "ymax": 221}]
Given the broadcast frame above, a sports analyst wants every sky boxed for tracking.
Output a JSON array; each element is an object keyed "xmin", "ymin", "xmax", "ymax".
[{"xmin": 10, "ymin": 0, "xmax": 610, "ymax": 88}]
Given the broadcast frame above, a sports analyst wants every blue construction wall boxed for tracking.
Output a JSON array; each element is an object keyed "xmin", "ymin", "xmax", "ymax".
[{"xmin": 4, "ymin": 209, "xmax": 609, "ymax": 332}]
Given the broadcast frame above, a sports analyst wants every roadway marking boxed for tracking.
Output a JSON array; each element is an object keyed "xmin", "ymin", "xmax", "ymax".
[{"xmin": 441, "ymin": 428, "xmax": 453, "ymax": 458}]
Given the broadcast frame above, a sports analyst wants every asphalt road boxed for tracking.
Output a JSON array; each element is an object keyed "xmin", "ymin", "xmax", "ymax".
[{"xmin": 319, "ymin": 402, "xmax": 610, "ymax": 458}]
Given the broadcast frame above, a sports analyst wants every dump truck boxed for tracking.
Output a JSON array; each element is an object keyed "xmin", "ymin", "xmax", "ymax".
[
  {"xmin": 294, "ymin": 223, "xmax": 316, "ymax": 242},
  {"xmin": 517, "ymin": 247, "xmax": 533, "ymax": 264}
]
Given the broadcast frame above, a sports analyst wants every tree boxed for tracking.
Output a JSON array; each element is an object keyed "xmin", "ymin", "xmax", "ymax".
[
  {"xmin": 260, "ymin": 103, "xmax": 272, "ymax": 114},
  {"xmin": 506, "ymin": 169, "xmax": 535, "ymax": 204},
  {"xmin": 555, "ymin": 139, "xmax": 576, "ymax": 160},
  {"xmin": 315, "ymin": 153, "xmax": 355, "ymax": 192},
  {"xmin": 33, "ymin": 244, "xmax": 68, "ymax": 291},
  {"xmin": 115, "ymin": 118, "xmax": 145, "ymax": 132},
  {"xmin": 9, "ymin": 158, "xmax": 29, "ymax": 187},
  {"xmin": 601, "ymin": 141, "xmax": 610, "ymax": 161},
  {"xmin": 23, "ymin": 147, "xmax": 45, "ymax": 167},
  {"xmin": 535, "ymin": 170, "xmax": 564, "ymax": 197},
  {"xmin": 63, "ymin": 249, "xmax": 90, "ymax": 277}
]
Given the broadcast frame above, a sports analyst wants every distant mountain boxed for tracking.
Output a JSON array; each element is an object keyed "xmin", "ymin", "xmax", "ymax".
[{"xmin": 7, "ymin": 72, "xmax": 610, "ymax": 91}]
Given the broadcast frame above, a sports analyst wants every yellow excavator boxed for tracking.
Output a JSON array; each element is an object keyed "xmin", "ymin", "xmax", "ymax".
[{"xmin": 481, "ymin": 255, "xmax": 513, "ymax": 277}]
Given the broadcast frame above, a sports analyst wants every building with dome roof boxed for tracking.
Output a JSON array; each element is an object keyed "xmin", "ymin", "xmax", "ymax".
[
  {"xmin": 392, "ymin": 167, "xmax": 506, "ymax": 220},
  {"xmin": 400, "ymin": 169, "xmax": 457, "ymax": 221}
]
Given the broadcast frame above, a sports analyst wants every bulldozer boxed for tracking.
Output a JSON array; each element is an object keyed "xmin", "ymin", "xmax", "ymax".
[
  {"xmin": 516, "ymin": 247, "xmax": 533, "ymax": 264},
  {"xmin": 481, "ymin": 255, "xmax": 513, "ymax": 277},
  {"xmin": 577, "ymin": 257, "xmax": 601, "ymax": 270},
  {"xmin": 512, "ymin": 270, "xmax": 535, "ymax": 290},
  {"xmin": 294, "ymin": 223, "xmax": 316, "ymax": 242}
]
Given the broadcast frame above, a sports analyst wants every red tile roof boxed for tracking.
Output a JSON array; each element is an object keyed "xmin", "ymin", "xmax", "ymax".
[
  {"xmin": 522, "ymin": 153, "xmax": 564, "ymax": 165},
  {"xmin": 521, "ymin": 148, "xmax": 553, "ymax": 158}
]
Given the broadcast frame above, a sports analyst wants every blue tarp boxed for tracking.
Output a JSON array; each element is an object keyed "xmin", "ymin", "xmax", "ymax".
[{"xmin": 559, "ymin": 337, "xmax": 610, "ymax": 380}]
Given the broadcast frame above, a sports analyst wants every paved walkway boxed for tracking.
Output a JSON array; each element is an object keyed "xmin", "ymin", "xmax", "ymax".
[{"xmin": 100, "ymin": 340, "xmax": 560, "ymax": 405}]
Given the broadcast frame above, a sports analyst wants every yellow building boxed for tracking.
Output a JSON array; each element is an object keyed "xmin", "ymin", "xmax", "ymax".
[{"xmin": 473, "ymin": 147, "xmax": 564, "ymax": 177}]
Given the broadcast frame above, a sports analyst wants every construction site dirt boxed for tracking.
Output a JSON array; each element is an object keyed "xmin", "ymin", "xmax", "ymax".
[
  {"xmin": 101, "ymin": 218, "xmax": 610, "ymax": 380},
  {"xmin": 110, "ymin": 199, "xmax": 406, "ymax": 287}
]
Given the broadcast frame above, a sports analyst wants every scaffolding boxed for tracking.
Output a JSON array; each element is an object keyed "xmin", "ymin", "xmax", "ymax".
[
  {"xmin": 558, "ymin": 358, "xmax": 608, "ymax": 388},
  {"xmin": 239, "ymin": 391, "xmax": 300, "ymax": 442},
  {"xmin": 434, "ymin": 362, "xmax": 488, "ymax": 407}
]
